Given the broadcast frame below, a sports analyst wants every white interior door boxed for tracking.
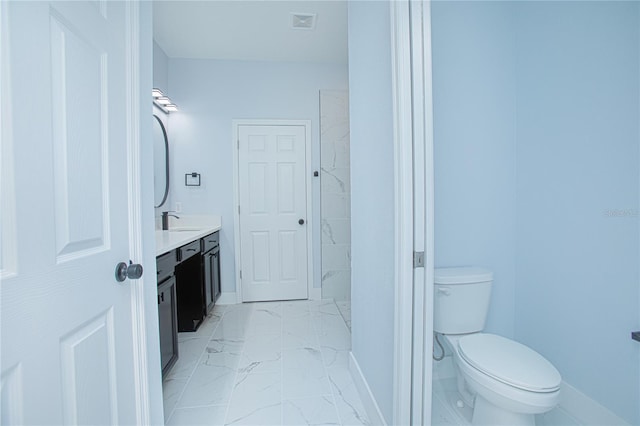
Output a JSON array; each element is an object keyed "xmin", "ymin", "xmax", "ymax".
[
  {"xmin": 237, "ymin": 123, "xmax": 309, "ymax": 302},
  {"xmin": 1, "ymin": 2, "xmax": 146, "ymax": 424}
]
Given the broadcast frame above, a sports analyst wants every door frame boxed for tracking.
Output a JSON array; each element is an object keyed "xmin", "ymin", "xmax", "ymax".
[
  {"xmin": 391, "ymin": 1, "xmax": 435, "ymax": 424},
  {"xmin": 124, "ymin": 3, "xmax": 157, "ymax": 424},
  {"xmin": 232, "ymin": 119, "xmax": 314, "ymax": 303}
]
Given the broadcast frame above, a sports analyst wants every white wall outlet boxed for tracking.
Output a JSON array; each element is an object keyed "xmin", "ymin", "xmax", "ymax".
[{"xmin": 175, "ymin": 202, "xmax": 182, "ymax": 213}]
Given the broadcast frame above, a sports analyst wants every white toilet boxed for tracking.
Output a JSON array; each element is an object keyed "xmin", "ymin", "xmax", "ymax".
[{"xmin": 434, "ymin": 267, "xmax": 561, "ymax": 426}]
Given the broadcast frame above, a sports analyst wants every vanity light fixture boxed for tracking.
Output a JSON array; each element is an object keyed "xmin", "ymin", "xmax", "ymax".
[{"xmin": 152, "ymin": 88, "xmax": 178, "ymax": 114}]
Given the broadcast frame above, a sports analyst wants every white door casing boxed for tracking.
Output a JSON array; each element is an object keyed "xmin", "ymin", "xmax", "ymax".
[
  {"xmin": 391, "ymin": 1, "xmax": 435, "ymax": 424},
  {"xmin": 233, "ymin": 120, "xmax": 313, "ymax": 302},
  {"xmin": 1, "ymin": 2, "xmax": 153, "ymax": 424}
]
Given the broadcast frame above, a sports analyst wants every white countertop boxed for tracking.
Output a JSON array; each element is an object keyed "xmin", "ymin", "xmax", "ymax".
[{"xmin": 154, "ymin": 215, "xmax": 222, "ymax": 256}]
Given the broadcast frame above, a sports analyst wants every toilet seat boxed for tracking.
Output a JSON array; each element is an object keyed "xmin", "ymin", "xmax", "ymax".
[{"xmin": 458, "ymin": 333, "xmax": 561, "ymax": 393}]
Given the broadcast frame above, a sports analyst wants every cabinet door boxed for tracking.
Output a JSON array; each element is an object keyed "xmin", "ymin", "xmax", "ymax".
[
  {"xmin": 203, "ymin": 252, "xmax": 214, "ymax": 313},
  {"xmin": 158, "ymin": 277, "xmax": 178, "ymax": 376}
]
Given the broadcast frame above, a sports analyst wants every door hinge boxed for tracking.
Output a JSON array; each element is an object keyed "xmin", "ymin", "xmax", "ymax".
[{"xmin": 413, "ymin": 251, "xmax": 425, "ymax": 268}]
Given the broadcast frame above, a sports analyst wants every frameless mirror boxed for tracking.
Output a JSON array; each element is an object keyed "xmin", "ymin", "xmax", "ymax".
[{"xmin": 153, "ymin": 114, "xmax": 169, "ymax": 208}]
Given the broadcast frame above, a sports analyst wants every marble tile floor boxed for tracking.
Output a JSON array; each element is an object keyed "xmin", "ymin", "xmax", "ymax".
[
  {"xmin": 162, "ymin": 299, "xmax": 369, "ymax": 425},
  {"xmin": 335, "ymin": 301, "xmax": 351, "ymax": 331}
]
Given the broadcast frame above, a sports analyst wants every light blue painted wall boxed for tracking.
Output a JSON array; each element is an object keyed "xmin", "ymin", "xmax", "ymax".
[
  {"xmin": 166, "ymin": 59, "xmax": 348, "ymax": 293},
  {"xmin": 514, "ymin": 2, "xmax": 640, "ymax": 423},
  {"xmin": 153, "ymin": 41, "xmax": 169, "ymax": 94},
  {"xmin": 433, "ymin": 1, "xmax": 640, "ymax": 422},
  {"xmin": 152, "ymin": 41, "xmax": 172, "ymax": 215},
  {"xmin": 432, "ymin": 1, "xmax": 517, "ymax": 338},
  {"xmin": 348, "ymin": 2, "xmax": 395, "ymax": 422}
]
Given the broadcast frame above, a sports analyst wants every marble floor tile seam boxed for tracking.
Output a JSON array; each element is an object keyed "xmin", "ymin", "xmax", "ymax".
[
  {"xmin": 166, "ymin": 341, "xmax": 212, "ymax": 422},
  {"xmin": 165, "ymin": 300, "xmax": 363, "ymax": 425},
  {"xmin": 166, "ymin": 305, "xmax": 237, "ymax": 424},
  {"xmin": 221, "ymin": 303, "xmax": 285, "ymax": 426},
  {"xmin": 290, "ymin": 300, "xmax": 343, "ymax": 425},
  {"xmin": 313, "ymin": 308, "xmax": 345, "ymax": 426}
]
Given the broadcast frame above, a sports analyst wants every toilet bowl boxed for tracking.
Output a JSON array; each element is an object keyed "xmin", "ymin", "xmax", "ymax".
[
  {"xmin": 444, "ymin": 333, "xmax": 560, "ymax": 425},
  {"xmin": 434, "ymin": 267, "xmax": 561, "ymax": 425}
]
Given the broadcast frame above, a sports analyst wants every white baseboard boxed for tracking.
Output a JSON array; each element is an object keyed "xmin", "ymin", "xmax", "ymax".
[
  {"xmin": 349, "ymin": 352, "xmax": 387, "ymax": 426},
  {"xmin": 310, "ymin": 287, "xmax": 322, "ymax": 300},
  {"xmin": 559, "ymin": 381, "xmax": 629, "ymax": 426},
  {"xmin": 216, "ymin": 292, "xmax": 237, "ymax": 305}
]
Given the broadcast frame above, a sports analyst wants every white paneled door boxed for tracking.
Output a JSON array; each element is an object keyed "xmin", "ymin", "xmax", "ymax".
[
  {"xmin": 1, "ymin": 2, "xmax": 149, "ymax": 424},
  {"xmin": 237, "ymin": 124, "xmax": 309, "ymax": 302}
]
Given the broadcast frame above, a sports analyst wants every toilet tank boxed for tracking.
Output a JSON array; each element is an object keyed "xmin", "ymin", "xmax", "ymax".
[{"xmin": 434, "ymin": 267, "xmax": 493, "ymax": 334}]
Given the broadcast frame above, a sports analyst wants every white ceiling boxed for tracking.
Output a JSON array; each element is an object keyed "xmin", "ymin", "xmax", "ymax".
[{"xmin": 153, "ymin": 1, "xmax": 348, "ymax": 64}]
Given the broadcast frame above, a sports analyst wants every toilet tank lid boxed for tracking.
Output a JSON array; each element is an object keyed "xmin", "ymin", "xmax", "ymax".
[{"xmin": 434, "ymin": 267, "xmax": 493, "ymax": 284}]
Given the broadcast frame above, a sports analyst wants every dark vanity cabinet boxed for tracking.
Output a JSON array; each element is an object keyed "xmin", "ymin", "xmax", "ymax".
[
  {"xmin": 175, "ymin": 240, "xmax": 205, "ymax": 332},
  {"xmin": 156, "ymin": 252, "xmax": 178, "ymax": 378},
  {"xmin": 156, "ymin": 229, "xmax": 221, "ymax": 377},
  {"xmin": 201, "ymin": 232, "xmax": 221, "ymax": 314}
]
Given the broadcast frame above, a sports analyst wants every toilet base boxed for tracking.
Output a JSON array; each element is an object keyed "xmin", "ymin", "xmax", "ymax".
[{"xmin": 472, "ymin": 394, "xmax": 535, "ymax": 426}]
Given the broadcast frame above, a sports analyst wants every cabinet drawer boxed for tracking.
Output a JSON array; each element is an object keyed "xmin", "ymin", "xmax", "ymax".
[
  {"xmin": 178, "ymin": 240, "xmax": 200, "ymax": 261},
  {"xmin": 201, "ymin": 231, "xmax": 219, "ymax": 253},
  {"xmin": 156, "ymin": 251, "xmax": 176, "ymax": 284}
]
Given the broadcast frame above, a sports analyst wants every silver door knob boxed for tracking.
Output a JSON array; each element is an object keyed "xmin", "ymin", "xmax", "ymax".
[{"xmin": 115, "ymin": 261, "xmax": 144, "ymax": 282}]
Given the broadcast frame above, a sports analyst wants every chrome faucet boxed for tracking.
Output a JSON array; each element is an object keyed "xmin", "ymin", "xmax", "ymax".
[{"xmin": 161, "ymin": 211, "xmax": 180, "ymax": 230}]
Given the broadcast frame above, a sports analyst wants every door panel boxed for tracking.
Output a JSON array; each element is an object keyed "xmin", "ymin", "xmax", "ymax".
[
  {"xmin": 0, "ymin": 2, "xmax": 142, "ymax": 424},
  {"xmin": 60, "ymin": 310, "xmax": 117, "ymax": 425},
  {"xmin": 238, "ymin": 125, "xmax": 308, "ymax": 301}
]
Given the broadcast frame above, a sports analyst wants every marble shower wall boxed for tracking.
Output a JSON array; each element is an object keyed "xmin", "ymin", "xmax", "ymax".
[{"xmin": 320, "ymin": 90, "xmax": 351, "ymax": 301}]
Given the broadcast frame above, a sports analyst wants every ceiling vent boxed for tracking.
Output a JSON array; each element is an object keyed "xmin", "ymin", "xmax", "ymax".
[{"xmin": 291, "ymin": 13, "xmax": 316, "ymax": 30}]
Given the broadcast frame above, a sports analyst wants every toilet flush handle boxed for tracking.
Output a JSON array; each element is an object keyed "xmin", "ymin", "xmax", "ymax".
[{"xmin": 437, "ymin": 287, "xmax": 451, "ymax": 296}]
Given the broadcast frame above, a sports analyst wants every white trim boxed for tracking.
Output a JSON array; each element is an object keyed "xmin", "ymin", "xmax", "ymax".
[
  {"xmin": 390, "ymin": 2, "xmax": 415, "ymax": 425},
  {"xmin": 417, "ymin": 1, "xmax": 436, "ymax": 424},
  {"xmin": 215, "ymin": 292, "xmax": 237, "ymax": 305},
  {"xmin": 390, "ymin": 1, "xmax": 435, "ymax": 424},
  {"xmin": 349, "ymin": 352, "xmax": 387, "ymax": 426},
  {"xmin": 0, "ymin": 0, "xmax": 17, "ymax": 281},
  {"xmin": 124, "ymin": 3, "xmax": 151, "ymax": 424},
  {"xmin": 232, "ymin": 119, "xmax": 314, "ymax": 303},
  {"xmin": 559, "ymin": 381, "xmax": 630, "ymax": 426},
  {"xmin": 309, "ymin": 286, "xmax": 321, "ymax": 301}
]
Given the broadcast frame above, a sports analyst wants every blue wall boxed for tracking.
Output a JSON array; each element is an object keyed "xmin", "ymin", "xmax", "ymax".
[
  {"xmin": 153, "ymin": 41, "xmax": 169, "ymax": 94},
  {"xmin": 348, "ymin": 1, "xmax": 395, "ymax": 422},
  {"xmin": 166, "ymin": 59, "xmax": 348, "ymax": 294},
  {"xmin": 432, "ymin": 1, "xmax": 640, "ymax": 423},
  {"xmin": 432, "ymin": 1, "xmax": 517, "ymax": 338},
  {"xmin": 514, "ymin": 2, "xmax": 639, "ymax": 423}
]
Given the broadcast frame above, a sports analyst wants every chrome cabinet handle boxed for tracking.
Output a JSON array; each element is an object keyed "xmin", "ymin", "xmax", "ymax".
[{"xmin": 115, "ymin": 260, "xmax": 144, "ymax": 282}]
